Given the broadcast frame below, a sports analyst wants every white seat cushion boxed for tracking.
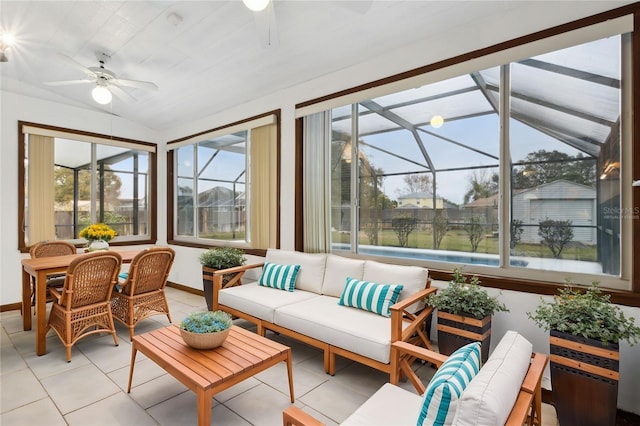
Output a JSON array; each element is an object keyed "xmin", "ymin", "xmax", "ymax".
[
  {"xmin": 452, "ymin": 330, "xmax": 533, "ymax": 426},
  {"xmin": 265, "ymin": 249, "xmax": 327, "ymax": 293},
  {"xmin": 342, "ymin": 383, "xmax": 422, "ymax": 426},
  {"xmin": 218, "ymin": 283, "xmax": 319, "ymax": 323},
  {"xmin": 275, "ymin": 295, "xmax": 403, "ymax": 363}
]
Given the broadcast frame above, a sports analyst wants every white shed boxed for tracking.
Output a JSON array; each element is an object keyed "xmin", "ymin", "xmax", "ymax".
[{"xmin": 512, "ymin": 180, "xmax": 596, "ymax": 244}]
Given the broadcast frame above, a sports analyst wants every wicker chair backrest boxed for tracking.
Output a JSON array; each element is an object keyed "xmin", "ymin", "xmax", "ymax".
[
  {"xmin": 60, "ymin": 251, "xmax": 122, "ymax": 308},
  {"xmin": 30, "ymin": 240, "xmax": 76, "ymax": 258},
  {"xmin": 122, "ymin": 247, "xmax": 175, "ymax": 296}
]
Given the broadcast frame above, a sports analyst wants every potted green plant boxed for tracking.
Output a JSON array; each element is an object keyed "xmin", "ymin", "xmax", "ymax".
[
  {"xmin": 527, "ymin": 281, "xmax": 640, "ymax": 426},
  {"xmin": 426, "ymin": 268, "xmax": 508, "ymax": 362},
  {"xmin": 179, "ymin": 310, "xmax": 233, "ymax": 349},
  {"xmin": 199, "ymin": 247, "xmax": 247, "ymax": 310}
]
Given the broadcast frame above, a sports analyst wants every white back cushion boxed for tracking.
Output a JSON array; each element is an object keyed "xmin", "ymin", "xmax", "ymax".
[
  {"xmin": 265, "ymin": 249, "xmax": 326, "ymax": 293},
  {"xmin": 452, "ymin": 330, "xmax": 533, "ymax": 426},
  {"xmin": 321, "ymin": 255, "xmax": 366, "ymax": 297},
  {"xmin": 362, "ymin": 260, "xmax": 428, "ymax": 312}
]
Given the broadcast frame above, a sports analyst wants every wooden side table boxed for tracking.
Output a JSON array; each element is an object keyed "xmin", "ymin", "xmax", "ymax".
[{"xmin": 128, "ymin": 325, "xmax": 294, "ymax": 426}]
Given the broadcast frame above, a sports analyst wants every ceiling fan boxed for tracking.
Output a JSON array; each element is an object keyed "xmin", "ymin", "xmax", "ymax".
[{"xmin": 44, "ymin": 51, "xmax": 158, "ymax": 104}]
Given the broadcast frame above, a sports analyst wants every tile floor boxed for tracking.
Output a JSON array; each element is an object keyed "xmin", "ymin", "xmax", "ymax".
[{"xmin": 1, "ymin": 287, "xmax": 558, "ymax": 426}]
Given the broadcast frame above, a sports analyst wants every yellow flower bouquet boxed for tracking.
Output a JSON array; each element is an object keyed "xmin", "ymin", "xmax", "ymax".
[{"xmin": 79, "ymin": 223, "xmax": 117, "ymax": 242}]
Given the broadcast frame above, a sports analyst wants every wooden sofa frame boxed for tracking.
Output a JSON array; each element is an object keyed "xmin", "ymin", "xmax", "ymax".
[
  {"xmin": 283, "ymin": 340, "xmax": 548, "ymax": 426},
  {"xmin": 211, "ymin": 263, "xmax": 438, "ymax": 378}
]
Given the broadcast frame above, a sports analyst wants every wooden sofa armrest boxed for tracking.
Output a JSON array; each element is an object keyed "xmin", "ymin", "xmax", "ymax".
[
  {"xmin": 391, "ymin": 340, "xmax": 448, "ymax": 393},
  {"xmin": 389, "ymin": 286, "xmax": 437, "ymax": 345},
  {"xmin": 283, "ymin": 406, "xmax": 325, "ymax": 426},
  {"xmin": 210, "ymin": 262, "xmax": 265, "ymax": 310}
]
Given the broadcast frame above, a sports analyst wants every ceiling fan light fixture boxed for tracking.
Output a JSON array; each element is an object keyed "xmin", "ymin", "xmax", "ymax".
[
  {"xmin": 92, "ymin": 85, "xmax": 112, "ymax": 104},
  {"xmin": 242, "ymin": 0, "xmax": 270, "ymax": 12}
]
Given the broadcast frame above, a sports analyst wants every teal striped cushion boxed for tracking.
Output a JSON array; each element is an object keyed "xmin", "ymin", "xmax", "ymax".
[
  {"xmin": 258, "ymin": 262, "xmax": 300, "ymax": 292},
  {"xmin": 416, "ymin": 342, "xmax": 481, "ymax": 426},
  {"xmin": 338, "ymin": 278, "xmax": 404, "ymax": 317}
]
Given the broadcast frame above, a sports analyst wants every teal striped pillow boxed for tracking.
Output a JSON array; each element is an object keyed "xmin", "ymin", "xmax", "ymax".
[
  {"xmin": 338, "ymin": 278, "xmax": 404, "ymax": 317},
  {"xmin": 258, "ymin": 262, "xmax": 301, "ymax": 292},
  {"xmin": 416, "ymin": 342, "xmax": 481, "ymax": 426}
]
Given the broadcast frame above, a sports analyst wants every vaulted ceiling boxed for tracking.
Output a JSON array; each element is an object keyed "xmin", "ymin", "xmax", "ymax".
[{"xmin": 0, "ymin": 1, "xmax": 633, "ymax": 131}]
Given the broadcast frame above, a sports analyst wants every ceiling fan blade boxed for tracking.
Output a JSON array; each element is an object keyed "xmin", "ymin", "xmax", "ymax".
[
  {"xmin": 111, "ymin": 78, "xmax": 159, "ymax": 91},
  {"xmin": 44, "ymin": 79, "xmax": 95, "ymax": 86},
  {"xmin": 56, "ymin": 53, "xmax": 96, "ymax": 77},
  {"xmin": 253, "ymin": 1, "xmax": 278, "ymax": 48},
  {"xmin": 109, "ymin": 85, "xmax": 137, "ymax": 102}
]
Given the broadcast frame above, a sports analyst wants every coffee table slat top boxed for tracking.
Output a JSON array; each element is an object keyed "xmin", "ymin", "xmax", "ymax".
[{"xmin": 133, "ymin": 325, "xmax": 290, "ymax": 391}]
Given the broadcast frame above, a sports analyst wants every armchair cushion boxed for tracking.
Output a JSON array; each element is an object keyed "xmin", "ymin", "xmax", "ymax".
[
  {"xmin": 338, "ymin": 278, "xmax": 403, "ymax": 317},
  {"xmin": 452, "ymin": 330, "xmax": 533, "ymax": 426},
  {"xmin": 259, "ymin": 262, "xmax": 301, "ymax": 292},
  {"xmin": 417, "ymin": 342, "xmax": 481, "ymax": 426}
]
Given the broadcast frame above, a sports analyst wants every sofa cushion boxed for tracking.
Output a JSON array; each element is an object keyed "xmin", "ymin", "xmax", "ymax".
[
  {"xmin": 275, "ymin": 295, "xmax": 407, "ymax": 364},
  {"xmin": 362, "ymin": 261, "xmax": 428, "ymax": 313},
  {"xmin": 452, "ymin": 331, "xmax": 533, "ymax": 426},
  {"xmin": 258, "ymin": 262, "xmax": 300, "ymax": 292},
  {"xmin": 321, "ymin": 255, "xmax": 366, "ymax": 297},
  {"xmin": 341, "ymin": 383, "xmax": 423, "ymax": 426},
  {"xmin": 265, "ymin": 249, "xmax": 326, "ymax": 293},
  {"xmin": 417, "ymin": 342, "xmax": 481, "ymax": 426},
  {"xmin": 218, "ymin": 283, "xmax": 319, "ymax": 323},
  {"xmin": 338, "ymin": 278, "xmax": 403, "ymax": 317}
]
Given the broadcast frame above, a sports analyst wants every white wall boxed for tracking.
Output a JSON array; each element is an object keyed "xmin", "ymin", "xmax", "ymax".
[{"xmin": 2, "ymin": 0, "xmax": 638, "ymax": 414}]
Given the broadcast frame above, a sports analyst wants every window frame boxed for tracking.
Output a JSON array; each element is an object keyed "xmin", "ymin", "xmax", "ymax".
[
  {"xmin": 294, "ymin": 5, "xmax": 640, "ymax": 305},
  {"xmin": 167, "ymin": 110, "xmax": 281, "ymax": 253},
  {"xmin": 17, "ymin": 121, "xmax": 158, "ymax": 253}
]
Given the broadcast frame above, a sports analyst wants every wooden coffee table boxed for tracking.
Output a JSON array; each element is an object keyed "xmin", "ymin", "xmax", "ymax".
[{"xmin": 128, "ymin": 325, "xmax": 294, "ymax": 426}]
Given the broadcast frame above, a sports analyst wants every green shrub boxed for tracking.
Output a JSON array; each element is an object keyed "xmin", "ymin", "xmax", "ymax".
[
  {"xmin": 527, "ymin": 280, "xmax": 640, "ymax": 345},
  {"xmin": 426, "ymin": 268, "xmax": 509, "ymax": 319},
  {"xmin": 199, "ymin": 247, "xmax": 246, "ymax": 269}
]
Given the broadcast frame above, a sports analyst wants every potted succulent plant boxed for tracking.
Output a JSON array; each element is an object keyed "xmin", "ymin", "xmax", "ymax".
[
  {"xmin": 426, "ymin": 268, "xmax": 508, "ymax": 363},
  {"xmin": 527, "ymin": 281, "xmax": 640, "ymax": 426},
  {"xmin": 179, "ymin": 310, "xmax": 233, "ymax": 349},
  {"xmin": 199, "ymin": 247, "xmax": 247, "ymax": 310}
]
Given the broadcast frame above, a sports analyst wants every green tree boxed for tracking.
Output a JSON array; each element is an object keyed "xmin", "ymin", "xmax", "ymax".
[
  {"xmin": 463, "ymin": 169, "xmax": 498, "ymax": 204},
  {"xmin": 510, "ymin": 219, "xmax": 524, "ymax": 250},
  {"xmin": 465, "ymin": 216, "xmax": 485, "ymax": 252},
  {"xmin": 538, "ymin": 218, "xmax": 574, "ymax": 258},
  {"xmin": 392, "ymin": 217, "xmax": 417, "ymax": 247},
  {"xmin": 433, "ymin": 212, "xmax": 449, "ymax": 249},
  {"xmin": 54, "ymin": 166, "xmax": 122, "ymax": 205},
  {"xmin": 513, "ymin": 150, "xmax": 596, "ymax": 189}
]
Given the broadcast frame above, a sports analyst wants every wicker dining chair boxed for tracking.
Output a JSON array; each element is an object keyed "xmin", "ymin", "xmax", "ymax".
[
  {"xmin": 46, "ymin": 251, "xmax": 122, "ymax": 362},
  {"xmin": 29, "ymin": 240, "xmax": 77, "ymax": 305},
  {"xmin": 110, "ymin": 247, "xmax": 175, "ymax": 341}
]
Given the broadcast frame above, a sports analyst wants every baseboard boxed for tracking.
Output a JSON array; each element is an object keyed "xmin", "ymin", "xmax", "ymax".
[
  {"xmin": 166, "ymin": 281, "xmax": 203, "ymax": 296},
  {"xmin": 0, "ymin": 302, "xmax": 22, "ymax": 312}
]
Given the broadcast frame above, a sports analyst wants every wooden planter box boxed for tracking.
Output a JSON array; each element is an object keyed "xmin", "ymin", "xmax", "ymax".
[
  {"xmin": 436, "ymin": 311, "xmax": 491, "ymax": 363},
  {"xmin": 550, "ymin": 330, "xmax": 619, "ymax": 426},
  {"xmin": 202, "ymin": 266, "xmax": 245, "ymax": 311}
]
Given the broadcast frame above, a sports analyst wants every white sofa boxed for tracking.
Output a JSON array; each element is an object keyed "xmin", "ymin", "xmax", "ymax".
[
  {"xmin": 212, "ymin": 249, "xmax": 436, "ymax": 378},
  {"xmin": 283, "ymin": 331, "xmax": 548, "ymax": 426}
]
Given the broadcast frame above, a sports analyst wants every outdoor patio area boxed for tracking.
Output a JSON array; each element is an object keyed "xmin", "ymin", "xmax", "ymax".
[{"xmin": 1, "ymin": 286, "xmax": 559, "ymax": 426}]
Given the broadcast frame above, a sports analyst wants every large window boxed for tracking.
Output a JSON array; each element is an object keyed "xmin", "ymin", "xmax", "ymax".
[
  {"xmin": 301, "ymin": 19, "xmax": 633, "ymax": 289},
  {"xmin": 18, "ymin": 122, "xmax": 156, "ymax": 251},
  {"xmin": 168, "ymin": 112, "xmax": 279, "ymax": 249}
]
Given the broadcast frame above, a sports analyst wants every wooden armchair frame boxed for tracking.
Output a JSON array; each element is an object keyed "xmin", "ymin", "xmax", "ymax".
[
  {"xmin": 212, "ymin": 262, "xmax": 438, "ymax": 379},
  {"xmin": 284, "ymin": 340, "xmax": 547, "ymax": 426}
]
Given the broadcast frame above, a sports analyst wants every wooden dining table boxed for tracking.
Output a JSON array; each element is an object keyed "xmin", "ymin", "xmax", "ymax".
[{"xmin": 21, "ymin": 250, "xmax": 140, "ymax": 356}]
